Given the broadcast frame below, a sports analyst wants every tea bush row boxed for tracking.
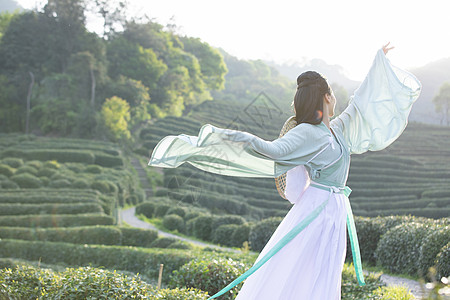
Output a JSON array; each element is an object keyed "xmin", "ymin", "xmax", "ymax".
[
  {"xmin": 0, "ymin": 226, "xmax": 158, "ymax": 248},
  {"xmin": 344, "ymin": 215, "xmax": 450, "ymax": 279},
  {"xmin": 0, "ymin": 239, "xmax": 192, "ymax": 282},
  {"xmin": 0, "ymin": 264, "xmax": 208, "ymax": 300},
  {"xmin": 0, "ymin": 213, "xmax": 115, "ymax": 227},
  {"xmin": 0, "ymin": 149, "xmax": 123, "ymax": 167}
]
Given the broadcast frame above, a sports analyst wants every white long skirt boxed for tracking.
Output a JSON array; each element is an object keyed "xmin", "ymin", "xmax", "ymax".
[{"xmin": 235, "ymin": 186, "xmax": 348, "ymax": 300}]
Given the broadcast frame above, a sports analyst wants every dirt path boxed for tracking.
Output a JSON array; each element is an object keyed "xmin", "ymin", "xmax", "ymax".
[
  {"xmin": 120, "ymin": 206, "xmax": 240, "ymax": 252},
  {"xmin": 378, "ymin": 273, "xmax": 427, "ymax": 299}
]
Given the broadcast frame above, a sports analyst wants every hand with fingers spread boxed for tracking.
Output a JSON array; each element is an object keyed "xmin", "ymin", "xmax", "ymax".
[{"xmin": 382, "ymin": 42, "xmax": 395, "ymax": 55}]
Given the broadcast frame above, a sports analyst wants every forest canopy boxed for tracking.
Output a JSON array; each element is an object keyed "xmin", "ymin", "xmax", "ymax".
[{"xmin": 0, "ymin": 0, "xmax": 228, "ymax": 138}]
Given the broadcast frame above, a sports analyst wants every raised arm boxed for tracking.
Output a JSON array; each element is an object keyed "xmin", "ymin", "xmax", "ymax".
[{"xmin": 331, "ymin": 45, "xmax": 421, "ymax": 154}]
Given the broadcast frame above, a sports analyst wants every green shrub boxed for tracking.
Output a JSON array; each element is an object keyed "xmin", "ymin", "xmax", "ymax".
[
  {"xmin": 66, "ymin": 163, "xmax": 83, "ymax": 173},
  {"xmin": 37, "ymin": 167, "xmax": 57, "ymax": 177},
  {"xmin": 184, "ymin": 211, "xmax": 202, "ymax": 221},
  {"xmin": 91, "ymin": 180, "xmax": 112, "ymax": 193},
  {"xmin": 49, "ymin": 179, "xmax": 72, "ymax": 188},
  {"xmin": 150, "ymin": 237, "xmax": 181, "ymax": 248},
  {"xmin": 375, "ymin": 222, "xmax": 436, "ymax": 275},
  {"xmin": 436, "ymin": 242, "xmax": 450, "ymax": 279},
  {"xmin": 0, "ymin": 239, "xmax": 191, "ymax": 281},
  {"xmin": 0, "ymin": 203, "xmax": 103, "ymax": 216},
  {"xmin": 119, "ymin": 227, "xmax": 158, "ymax": 247},
  {"xmin": 126, "ymin": 195, "xmax": 139, "ymax": 206},
  {"xmin": 0, "ymin": 163, "xmax": 14, "ymax": 177},
  {"xmin": 168, "ymin": 240, "xmax": 193, "ymax": 250},
  {"xmin": 0, "ymin": 265, "xmax": 56, "ymax": 299},
  {"xmin": 73, "ymin": 178, "xmax": 89, "ymax": 189},
  {"xmin": 212, "ymin": 215, "xmax": 246, "ymax": 228},
  {"xmin": 231, "ymin": 223, "xmax": 251, "ymax": 248},
  {"xmin": 154, "ymin": 203, "xmax": 171, "ymax": 217},
  {"xmin": 186, "ymin": 218, "xmax": 196, "ymax": 236},
  {"xmin": 249, "ymin": 217, "xmax": 283, "ymax": 252},
  {"xmin": 1, "ymin": 180, "xmax": 19, "ymax": 189},
  {"xmin": 10, "ymin": 173, "xmax": 42, "ymax": 188},
  {"xmin": 0, "ymin": 214, "xmax": 115, "ymax": 227},
  {"xmin": 341, "ymin": 263, "xmax": 386, "ymax": 300},
  {"xmin": 418, "ymin": 226, "xmax": 450, "ymax": 278},
  {"xmin": 346, "ymin": 217, "xmax": 386, "ymax": 265},
  {"xmin": 212, "ymin": 224, "xmax": 239, "ymax": 246},
  {"xmin": 163, "ymin": 214, "xmax": 185, "ymax": 233},
  {"xmin": 1, "ymin": 157, "xmax": 23, "ymax": 168},
  {"xmin": 154, "ymin": 287, "xmax": 208, "ymax": 300},
  {"xmin": 372, "ymin": 286, "xmax": 415, "ymax": 300},
  {"xmin": 94, "ymin": 153, "xmax": 123, "ymax": 167},
  {"xmin": 136, "ymin": 202, "xmax": 155, "ymax": 218},
  {"xmin": 86, "ymin": 164, "xmax": 103, "ymax": 173},
  {"xmin": 43, "ymin": 160, "xmax": 60, "ymax": 169},
  {"xmin": 15, "ymin": 165, "xmax": 38, "ymax": 176},
  {"xmin": 192, "ymin": 215, "xmax": 214, "ymax": 241},
  {"xmin": 0, "ymin": 265, "xmax": 208, "ymax": 299},
  {"xmin": 0, "ymin": 226, "xmax": 121, "ymax": 245},
  {"xmin": 169, "ymin": 258, "xmax": 248, "ymax": 300},
  {"xmin": 25, "ymin": 160, "xmax": 42, "ymax": 169},
  {"xmin": 166, "ymin": 206, "xmax": 187, "ymax": 218}
]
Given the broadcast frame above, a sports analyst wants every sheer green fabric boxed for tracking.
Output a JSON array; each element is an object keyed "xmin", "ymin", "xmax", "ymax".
[{"xmin": 148, "ymin": 52, "xmax": 420, "ymax": 178}]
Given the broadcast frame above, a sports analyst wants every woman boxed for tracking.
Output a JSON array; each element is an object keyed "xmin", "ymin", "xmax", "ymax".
[{"xmin": 148, "ymin": 43, "xmax": 421, "ymax": 299}]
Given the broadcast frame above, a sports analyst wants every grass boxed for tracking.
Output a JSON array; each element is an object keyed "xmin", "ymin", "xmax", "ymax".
[{"xmin": 363, "ymin": 264, "xmax": 422, "ymax": 282}]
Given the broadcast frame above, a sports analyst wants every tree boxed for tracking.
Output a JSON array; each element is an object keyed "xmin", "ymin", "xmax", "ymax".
[
  {"xmin": 43, "ymin": 0, "xmax": 87, "ymax": 72},
  {"xmin": 0, "ymin": 11, "xmax": 18, "ymax": 40},
  {"xmin": 88, "ymin": 0, "xmax": 128, "ymax": 39},
  {"xmin": 100, "ymin": 96, "xmax": 131, "ymax": 140},
  {"xmin": 106, "ymin": 36, "xmax": 167, "ymax": 92},
  {"xmin": 433, "ymin": 82, "xmax": 450, "ymax": 126}
]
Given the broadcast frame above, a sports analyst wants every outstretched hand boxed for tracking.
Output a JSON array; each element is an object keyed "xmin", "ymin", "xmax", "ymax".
[{"xmin": 382, "ymin": 42, "xmax": 395, "ymax": 55}]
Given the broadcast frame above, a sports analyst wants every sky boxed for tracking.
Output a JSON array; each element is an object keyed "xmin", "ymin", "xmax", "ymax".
[{"xmin": 17, "ymin": 0, "xmax": 450, "ymax": 81}]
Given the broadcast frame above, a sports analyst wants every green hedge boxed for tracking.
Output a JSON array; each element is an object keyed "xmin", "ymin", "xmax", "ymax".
[
  {"xmin": 0, "ymin": 214, "xmax": 115, "ymax": 227},
  {"xmin": 248, "ymin": 217, "xmax": 282, "ymax": 252},
  {"xmin": 375, "ymin": 222, "xmax": 437, "ymax": 275},
  {"xmin": 10, "ymin": 173, "xmax": 42, "ymax": 188},
  {"xmin": 0, "ymin": 203, "xmax": 104, "ymax": 216},
  {"xmin": 192, "ymin": 215, "xmax": 214, "ymax": 241},
  {"xmin": 0, "ymin": 180, "xmax": 19, "ymax": 189},
  {"xmin": 418, "ymin": 226, "xmax": 450, "ymax": 278},
  {"xmin": 231, "ymin": 223, "xmax": 251, "ymax": 248},
  {"xmin": 94, "ymin": 153, "xmax": 124, "ymax": 167},
  {"xmin": 212, "ymin": 224, "xmax": 239, "ymax": 246},
  {"xmin": 0, "ymin": 226, "xmax": 160, "ymax": 248},
  {"xmin": 436, "ymin": 242, "xmax": 450, "ymax": 279},
  {"xmin": 0, "ymin": 265, "xmax": 208, "ymax": 300},
  {"xmin": 0, "ymin": 239, "xmax": 191, "ymax": 281},
  {"xmin": 169, "ymin": 258, "xmax": 248, "ymax": 300},
  {"xmin": 120, "ymin": 227, "xmax": 159, "ymax": 248},
  {"xmin": 1, "ymin": 149, "xmax": 96, "ymax": 164},
  {"xmin": 136, "ymin": 202, "xmax": 156, "ymax": 218},
  {"xmin": 163, "ymin": 214, "xmax": 185, "ymax": 233},
  {"xmin": 0, "ymin": 164, "xmax": 14, "ymax": 177},
  {"xmin": 1, "ymin": 157, "xmax": 23, "ymax": 168}
]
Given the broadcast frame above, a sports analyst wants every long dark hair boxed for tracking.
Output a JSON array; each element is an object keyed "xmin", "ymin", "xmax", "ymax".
[{"xmin": 292, "ymin": 71, "xmax": 330, "ymax": 125}]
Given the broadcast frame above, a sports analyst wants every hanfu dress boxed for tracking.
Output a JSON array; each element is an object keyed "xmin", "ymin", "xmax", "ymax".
[{"xmin": 147, "ymin": 49, "xmax": 421, "ymax": 300}]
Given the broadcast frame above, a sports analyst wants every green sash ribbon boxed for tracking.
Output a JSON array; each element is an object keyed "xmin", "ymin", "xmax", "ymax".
[{"xmin": 207, "ymin": 183, "xmax": 364, "ymax": 300}]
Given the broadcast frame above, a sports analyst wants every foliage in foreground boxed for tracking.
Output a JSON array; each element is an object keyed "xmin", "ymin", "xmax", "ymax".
[{"xmin": 0, "ymin": 265, "xmax": 208, "ymax": 300}]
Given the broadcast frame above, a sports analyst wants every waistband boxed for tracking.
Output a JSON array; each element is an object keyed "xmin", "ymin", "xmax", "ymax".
[{"xmin": 310, "ymin": 181, "xmax": 352, "ymax": 198}]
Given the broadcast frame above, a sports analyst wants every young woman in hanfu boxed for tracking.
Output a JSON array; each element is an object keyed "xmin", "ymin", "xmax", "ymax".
[{"xmin": 147, "ymin": 43, "xmax": 421, "ymax": 300}]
